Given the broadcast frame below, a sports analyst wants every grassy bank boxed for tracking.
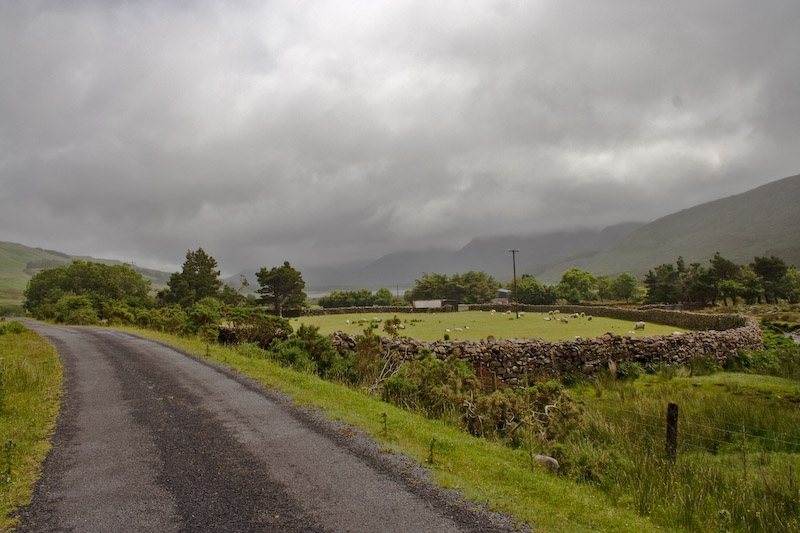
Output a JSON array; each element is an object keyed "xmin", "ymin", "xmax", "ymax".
[
  {"xmin": 124, "ymin": 326, "xmax": 655, "ymax": 532},
  {"xmin": 0, "ymin": 322, "xmax": 62, "ymax": 531}
]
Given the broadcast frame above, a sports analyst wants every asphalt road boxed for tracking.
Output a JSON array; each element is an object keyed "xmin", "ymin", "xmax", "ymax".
[{"xmin": 15, "ymin": 322, "xmax": 522, "ymax": 533}]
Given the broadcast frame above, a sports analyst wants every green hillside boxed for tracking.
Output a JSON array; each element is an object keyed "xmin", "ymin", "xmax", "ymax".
[
  {"xmin": 0, "ymin": 241, "xmax": 171, "ymax": 305},
  {"xmin": 535, "ymin": 173, "xmax": 800, "ymax": 281}
]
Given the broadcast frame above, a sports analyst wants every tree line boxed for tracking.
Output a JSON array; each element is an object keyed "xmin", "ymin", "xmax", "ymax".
[
  {"xmin": 644, "ymin": 254, "xmax": 800, "ymax": 306},
  {"xmin": 23, "ymin": 248, "xmax": 309, "ymax": 330}
]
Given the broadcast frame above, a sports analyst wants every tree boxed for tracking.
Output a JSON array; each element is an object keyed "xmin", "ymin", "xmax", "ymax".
[
  {"xmin": 557, "ymin": 268, "xmax": 596, "ymax": 302},
  {"xmin": 596, "ymin": 275, "xmax": 613, "ymax": 301},
  {"xmin": 256, "ymin": 261, "xmax": 306, "ymax": 317},
  {"xmin": 751, "ymin": 256, "xmax": 789, "ymax": 303},
  {"xmin": 163, "ymin": 248, "xmax": 223, "ymax": 306},
  {"xmin": 373, "ymin": 287, "xmax": 396, "ymax": 306},
  {"xmin": 406, "ymin": 271, "xmax": 499, "ymax": 304},
  {"xmin": 738, "ymin": 267, "xmax": 764, "ymax": 304},
  {"xmin": 783, "ymin": 267, "xmax": 800, "ymax": 304},
  {"xmin": 513, "ymin": 275, "xmax": 557, "ymax": 305},
  {"xmin": 24, "ymin": 260, "xmax": 152, "ymax": 321},
  {"xmin": 610, "ymin": 273, "xmax": 639, "ymax": 303},
  {"xmin": 644, "ymin": 263, "xmax": 681, "ymax": 304}
]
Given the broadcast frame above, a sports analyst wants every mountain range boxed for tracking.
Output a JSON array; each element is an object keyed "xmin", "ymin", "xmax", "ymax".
[{"xmin": 533, "ymin": 173, "xmax": 800, "ymax": 281}]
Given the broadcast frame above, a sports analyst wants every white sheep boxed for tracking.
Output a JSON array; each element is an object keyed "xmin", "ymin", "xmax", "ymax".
[
  {"xmin": 634, "ymin": 321, "xmax": 646, "ymax": 330},
  {"xmin": 543, "ymin": 317, "xmax": 551, "ymax": 321},
  {"xmin": 346, "ymin": 319, "xmax": 350, "ymax": 324},
  {"xmin": 571, "ymin": 313, "xmax": 580, "ymax": 319},
  {"xmin": 548, "ymin": 310, "xmax": 554, "ymax": 315},
  {"xmin": 587, "ymin": 315, "xmax": 593, "ymax": 321},
  {"xmin": 454, "ymin": 327, "xmax": 463, "ymax": 332},
  {"xmin": 580, "ymin": 312, "xmax": 586, "ymax": 318}
]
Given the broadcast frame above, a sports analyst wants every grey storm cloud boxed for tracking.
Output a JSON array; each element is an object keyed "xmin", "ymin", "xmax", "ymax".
[{"xmin": 1, "ymin": 1, "xmax": 799, "ymax": 275}]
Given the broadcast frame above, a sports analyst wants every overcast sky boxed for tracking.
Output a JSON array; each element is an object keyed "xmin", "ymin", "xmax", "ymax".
[{"xmin": 1, "ymin": 1, "xmax": 798, "ymax": 276}]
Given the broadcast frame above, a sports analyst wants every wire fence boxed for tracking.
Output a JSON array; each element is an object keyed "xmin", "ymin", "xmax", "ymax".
[{"xmin": 590, "ymin": 402, "xmax": 800, "ymax": 458}]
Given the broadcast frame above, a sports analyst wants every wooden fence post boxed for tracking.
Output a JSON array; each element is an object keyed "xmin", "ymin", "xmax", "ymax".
[{"xmin": 666, "ymin": 402, "xmax": 679, "ymax": 463}]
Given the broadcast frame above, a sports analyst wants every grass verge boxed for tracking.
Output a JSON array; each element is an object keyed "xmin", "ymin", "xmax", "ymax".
[
  {"xmin": 0, "ymin": 323, "xmax": 62, "ymax": 532},
  {"xmin": 123, "ymin": 326, "xmax": 657, "ymax": 532}
]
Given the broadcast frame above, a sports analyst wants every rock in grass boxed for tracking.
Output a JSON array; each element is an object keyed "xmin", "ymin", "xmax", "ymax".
[{"xmin": 534, "ymin": 454, "xmax": 559, "ymax": 473}]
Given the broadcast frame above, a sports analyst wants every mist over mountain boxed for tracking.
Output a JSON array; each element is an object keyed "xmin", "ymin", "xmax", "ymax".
[
  {"xmin": 231, "ymin": 222, "xmax": 644, "ymax": 291},
  {"xmin": 534, "ymin": 173, "xmax": 800, "ymax": 281}
]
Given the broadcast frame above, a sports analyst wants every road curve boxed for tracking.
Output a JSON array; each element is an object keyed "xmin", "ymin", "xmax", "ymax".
[{"xmin": 15, "ymin": 322, "xmax": 520, "ymax": 533}]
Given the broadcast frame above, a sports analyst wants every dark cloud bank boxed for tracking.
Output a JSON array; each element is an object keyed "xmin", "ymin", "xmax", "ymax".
[{"xmin": 1, "ymin": 1, "xmax": 798, "ymax": 277}]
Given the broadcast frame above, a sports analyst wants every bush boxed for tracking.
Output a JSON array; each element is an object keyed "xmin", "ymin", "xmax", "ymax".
[
  {"xmin": 52, "ymin": 294, "xmax": 98, "ymax": 325},
  {"xmin": 187, "ymin": 298, "xmax": 222, "ymax": 335},
  {"xmin": 218, "ymin": 308, "xmax": 292, "ymax": 348},
  {"xmin": 0, "ymin": 321, "xmax": 26, "ymax": 335},
  {"xmin": 269, "ymin": 324, "xmax": 357, "ymax": 382},
  {"xmin": 686, "ymin": 356, "xmax": 720, "ymax": 376},
  {"xmin": 102, "ymin": 301, "xmax": 136, "ymax": 325},
  {"xmin": 382, "ymin": 351, "xmax": 479, "ymax": 417},
  {"xmin": 0, "ymin": 304, "xmax": 24, "ymax": 317},
  {"xmin": 616, "ymin": 362, "xmax": 644, "ymax": 380}
]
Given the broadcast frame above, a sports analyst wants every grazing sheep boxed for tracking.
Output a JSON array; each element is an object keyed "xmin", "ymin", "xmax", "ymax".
[
  {"xmin": 454, "ymin": 327, "xmax": 463, "ymax": 332},
  {"xmin": 587, "ymin": 315, "xmax": 593, "ymax": 321},
  {"xmin": 543, "ymin": 317, "xmax": 551, "ymax": 321},
  {"xmin": 345, "ymin": 319, "xmax": 350, "ymax": 324},
  {"xmin": 561, "ymin": 318, "xmax": 569, "ymax": 324},
  {"xmin": 554, "ymin": 310, "xmax": 560, "ymax": 314},
  {"xmin": 575, "ymin": 335, "xmax": 581, "ymax": 340},
  {"xmin": 446, "ymin": 328, "xmax": 450, "ymax": 332},
  {"xmin": 571, "ymin": 313, "xmax": 580, "ymax": 319},
  {"xmin": 548, "ymin": 310, "xmax": 554, "ymax": 315},
  {"xmin": 580, "ymin": 312, "xmax": 586, "ymax": 318},
  {"xmin": 465, "ymin": 326, "xmax": 469, "ymax": 329},
  {"xmin": 627, "ymin": 331, "xmax": 636, "ymax": 335},
  {"xmin": 519, "ymin": 312, "xmax": 525, "ymax": 317},
  {"xmin": 634, "ymin": 321, "xmax": 646, "ymax": 330}
]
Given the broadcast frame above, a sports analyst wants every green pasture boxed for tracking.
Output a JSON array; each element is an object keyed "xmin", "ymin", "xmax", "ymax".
[{"xmin": 291, "ymin": 310, "xmax": 688, "ymax": 341}]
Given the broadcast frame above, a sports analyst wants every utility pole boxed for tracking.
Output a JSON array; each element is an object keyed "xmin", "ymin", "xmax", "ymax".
[{"xmin": 508, "ymin": 249, "xmax": 520, "ymax": 318}]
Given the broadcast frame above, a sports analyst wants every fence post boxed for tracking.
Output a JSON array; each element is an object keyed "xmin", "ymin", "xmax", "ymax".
[{"xmin": 666, "ymin": 402, "xmax": 679, "ymax": 462}]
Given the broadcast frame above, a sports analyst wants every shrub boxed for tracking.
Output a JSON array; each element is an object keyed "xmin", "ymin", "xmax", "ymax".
[
  {"xmin": 52, "ymin": 294, "xmax": 98, "ymax": 325},
  {"xmin": 269, "ymin": 324, "xmax": 357, "ymax": 382},
  {"xmin": 616, "ymin": 362, "xmax": 644, "ymax": 380},
  {"xmin": 382, "ymin": 351, "xmax": 479, "ymax": 417},
  {"xmin": 0, "ymin": 321, "xmax": 26, "ymax": 335},
  {"xmin": 0, "ymin": 304, "xmax": 24, "ymax": 317},
  {"xmin": 686, "ymin": 356, "xmax": 720, "ymax": 376},
  {"xmin": 219, "ymin": 308, "xmax": 292, "ymax": 348},
  {"xmin": 102, "ymin": 301, "xmax": 136, "ymax": 325}
]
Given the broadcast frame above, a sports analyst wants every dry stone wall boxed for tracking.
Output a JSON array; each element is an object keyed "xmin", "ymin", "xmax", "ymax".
[{"xmin": 328, "ymin": 305, "xmax": 763, "ymax": 384}]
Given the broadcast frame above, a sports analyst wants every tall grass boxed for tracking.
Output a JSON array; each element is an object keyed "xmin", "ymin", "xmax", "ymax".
[
  {"xmin": 0, "ymin": 322, "xmax": 62, "ymax": 531},
  {"xmin": 569, "ymin": 373, "xmax": 800, "ymax": 532}
]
